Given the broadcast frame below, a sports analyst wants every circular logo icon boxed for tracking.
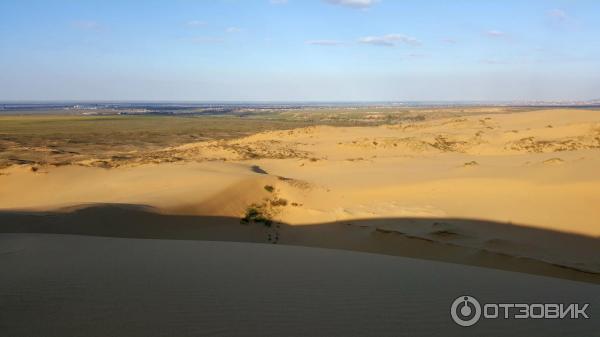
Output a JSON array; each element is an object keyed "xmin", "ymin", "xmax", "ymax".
[{"xmin": 451, "ymin": 295, "xmax": 481, "ymax": 327}]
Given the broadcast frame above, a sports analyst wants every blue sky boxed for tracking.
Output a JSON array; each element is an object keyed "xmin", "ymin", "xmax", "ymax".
[{"xmin": 1, "ymin": 0, "xmax": 599, "ymax": 101}]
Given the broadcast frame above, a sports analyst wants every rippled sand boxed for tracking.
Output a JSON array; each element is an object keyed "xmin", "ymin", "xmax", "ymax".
[{"xmin": 1, "ymin": 233, "xmax": 598, "ymax": 337}]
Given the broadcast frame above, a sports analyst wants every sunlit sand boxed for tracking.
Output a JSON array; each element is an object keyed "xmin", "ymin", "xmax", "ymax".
[{"xmin": 2, "ymin": 108, "xmax": 599, "ymax": 283}]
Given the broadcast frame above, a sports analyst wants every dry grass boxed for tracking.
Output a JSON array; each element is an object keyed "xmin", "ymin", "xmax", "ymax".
[
  {"xmin": 0, "ymin": 106, "xmax": 537, "ymax": 168},
  {"xmin": 0, "ymin": 115, "xmax": 311, "ymax": 168}
]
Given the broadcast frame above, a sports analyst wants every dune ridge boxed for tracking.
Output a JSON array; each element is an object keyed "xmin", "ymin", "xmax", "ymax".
[
  {"xmin": 2, "ymin": 232, "xmax": 597, "ymax": 337},
  {"xmin": 1, "ymin": 203, "xmax": 599, "ymax": 284},
  {"xmin": 1, "ymin": 108, "xmax": 599, "ymax": 282}
]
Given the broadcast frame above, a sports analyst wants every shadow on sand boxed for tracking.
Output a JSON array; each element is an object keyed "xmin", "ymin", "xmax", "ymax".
[{"xmin": 1, "ymin": 203, "xmax": 598, "ymax": 284}]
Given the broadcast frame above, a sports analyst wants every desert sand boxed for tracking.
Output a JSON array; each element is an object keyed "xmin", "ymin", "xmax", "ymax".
[
  {"xmin": 1, "ymin": 108, "xmax": 600, "ymax": 283},
  {"xmin": 1, "ymin": 233, "xmax": 598, "ymax": 337}
]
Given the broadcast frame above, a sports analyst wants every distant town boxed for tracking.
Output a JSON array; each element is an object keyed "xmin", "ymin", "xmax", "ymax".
[{"xmin": 1, "ymin": 100, "xmax": 599, "ymax": 116}]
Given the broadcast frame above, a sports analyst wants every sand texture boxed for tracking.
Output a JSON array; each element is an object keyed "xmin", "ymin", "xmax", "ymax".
[
  {"xmin": 1, "ymin": 233, "xmax": 598, "ymax": 337},
  {"xmin": 1, "ymin": 108, "xmax": 600, "ymax": 283}
]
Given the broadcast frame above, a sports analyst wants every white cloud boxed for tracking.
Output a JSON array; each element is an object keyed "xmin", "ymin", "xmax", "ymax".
[
  {"xmin": 190, "ymin": 37, "xmax": 224, "ymax": 44},
  {"xmin": 358, "ymin": 34, "xmax": 420, "ymax": 47},
  {"xmin": 485, "ymin": 30, "xmax": 505, "ymax": 38},
  {"xmin": 442, "ymin": 38, "xmax": 457, "ymax": 44},
  {"xmin": 480, "ymin": 58, "xmax": 506, "ymax": 64},
  {"xmin": 225, "ymin": 27, "xmax": 242, "ymax": 33},
  {"xmin": 547, "ymin": 8, "xmax": 577, "ymax": 29},
  {"xmin": 548, "ymin": 9, "xmax": 568, "ymax": 21},
  {"xmin": 306, "ymin": 40, "xmax": 344, "ymax": 46},
  {"xmin": 324, "ymin": 0, "xmax": 378, "ymax": 9},
  {"xmin": 269, "ymin": 0, "xmax": 288, "ymax": 4},
  {"xmin": 186, "ymin": 20, "xmax": 207, "ymax": 27}
]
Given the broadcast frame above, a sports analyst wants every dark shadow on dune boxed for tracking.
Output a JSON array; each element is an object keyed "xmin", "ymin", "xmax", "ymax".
[
  {"xmin": 0, "ymin": 203, "xmax": 599, "ymax": 284},
  {"xmin": 250, "ymin": 165, "xmax": 268, "ymax": 174}
]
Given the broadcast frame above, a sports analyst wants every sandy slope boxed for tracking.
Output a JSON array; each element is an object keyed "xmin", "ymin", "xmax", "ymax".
[
  {"xmin": 1, "ymin": 108, "xmax": 599, "ymax": 281},
  {"xmin": 1, "ymin": 233, "xmax": 598, "ymax": 337}
]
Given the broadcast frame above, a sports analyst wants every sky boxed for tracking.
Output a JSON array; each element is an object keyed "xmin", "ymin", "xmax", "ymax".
[{"xmin": 1, "ymin": 0, "xmax": 599, "ymax": 102}]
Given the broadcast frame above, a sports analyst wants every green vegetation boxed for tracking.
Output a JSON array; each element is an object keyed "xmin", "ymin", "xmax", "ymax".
[
  {"xmin": 269, "ymin": 198, "xmax": 288, "ymax": 207},
  {"xmin": 0, "ymin": 106, "xmax": 533, "ymax": 168},
  {"xmin": 241, "ymin": 204, "xmax": 273, "ymax": 227},
  {"xmin": 0, "ymin": 115, "xmax": 310, "ymax": 168}
]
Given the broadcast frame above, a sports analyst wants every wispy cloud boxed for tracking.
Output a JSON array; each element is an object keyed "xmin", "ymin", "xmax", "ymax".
[
  {"xmin": 324, "ymin": 0, "xmax": 378, "ymax": 9},
  {"xmin": 442, "ymin": 38, "xmax": 457, "ymax": 44},
  {"xmin": 186, "ymin": 20, "xmax": 207, "ymax": 27},
  {"xmin": 485, "ymin": 30, "xmax": 505, "ymax": 38},
  {"xmin": 480, "ymin": 58, "xmax": 506, "ymax": 65},
  {"xmin": 190, "ymin": 37, "xmax": 224, "ymax": 44},
  {"xmin": 548, "ymin": 9, "xmax": 568, "ymax": 22},
  {"xmin": 225, "ymin": 27, "xmax": 242, "ymax": 33},
  {"xmin": 72, "ymin": 20, "xmax": 101, "ymax": 31},
  {"xmin": 358, "ymin": 34, "xmax": 420, "ymax": 47},
  {"xmin": 269, "ymin": 0, "xmax": 288, "ymax": 4},
  {"xmin": 546, "ymin": 8, "xmax": 577, "ymax": 29},
  {"xmin": 306, "ymin": 40, "xmax": 344, "ymax": 46}
]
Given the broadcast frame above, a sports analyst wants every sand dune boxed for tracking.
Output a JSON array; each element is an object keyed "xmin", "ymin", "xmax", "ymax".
[
  {"xmin": 1, "ymin": 202, "xmax": 599, "ymax": 284},
  {"xmin": 1, "ymin": 233, "xmax": 598, "ymax": 337},
  {"xmin": 1, "ymin": 108, "xmax": 599, "ymax": 282}
]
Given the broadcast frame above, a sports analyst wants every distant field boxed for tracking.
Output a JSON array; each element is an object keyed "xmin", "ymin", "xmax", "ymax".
[
  {"xmin": 0, "ymin": 106, "xmax": 532, "ymax": 168},
  {"xmin": 0, "ymin": 115, "xmax": 311, "ymax": 168}
]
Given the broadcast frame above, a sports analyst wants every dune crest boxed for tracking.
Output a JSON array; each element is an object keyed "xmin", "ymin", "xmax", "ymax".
[{"xmin": 1, "ymin": 108, "xmax": 599, "ymax": 282}]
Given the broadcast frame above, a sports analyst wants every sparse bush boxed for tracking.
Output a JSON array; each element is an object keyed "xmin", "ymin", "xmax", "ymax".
[
  {"xmin": 241, "ymin": 204, "xmax": 272, "ymax": 227},
  {"xmin": 270, "ymin": 198, "xmax": 288, "ymax": 207},
  {"xmin": 241, "ymin": 206, "xmax": 261, "ymax": 223},
  {"xmin": 264, "ymin": 185, "xmax": 274, "ymax": 193},
  {"xmin": 256, "ymin": 216, "xmax": 272, "ymax": 227}
]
